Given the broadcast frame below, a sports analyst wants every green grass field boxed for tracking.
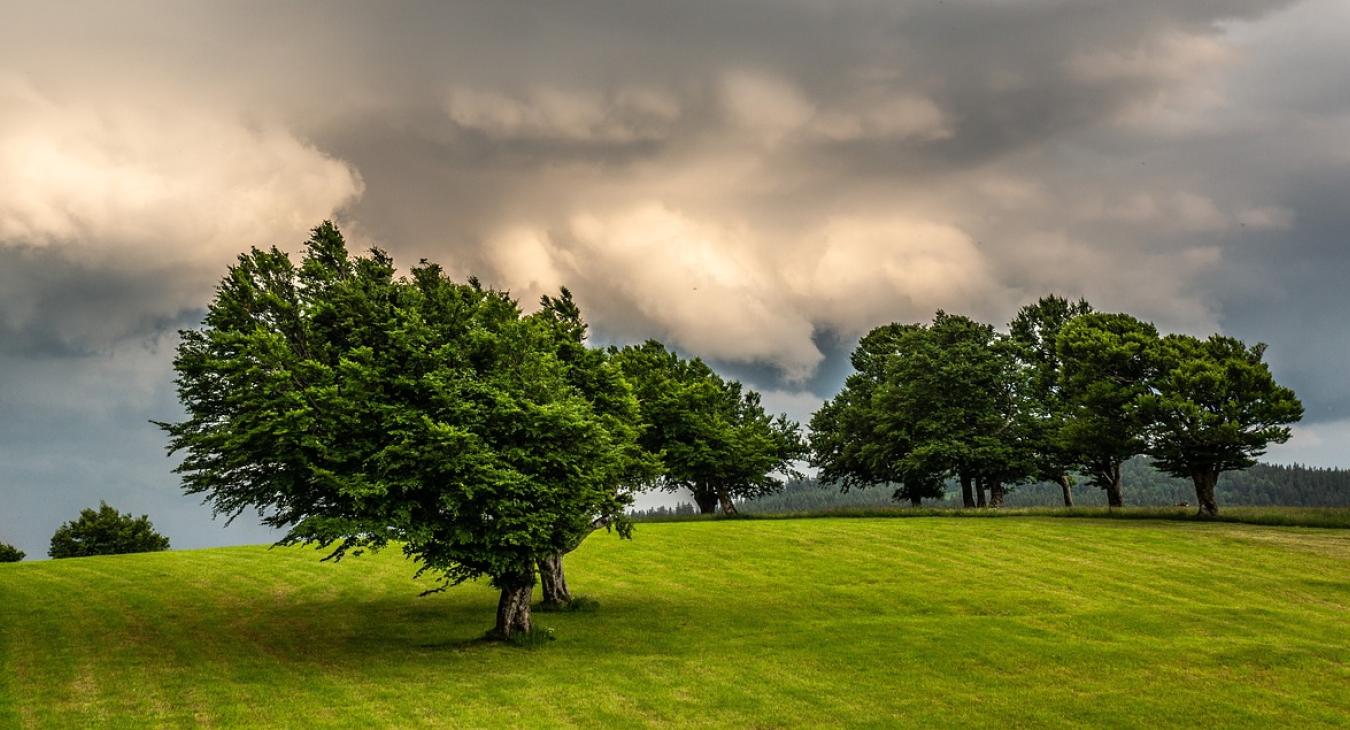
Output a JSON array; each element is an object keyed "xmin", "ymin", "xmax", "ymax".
[{"xmin": 2, "ymin": 517, "xmax": 1348, "ymax": 728}]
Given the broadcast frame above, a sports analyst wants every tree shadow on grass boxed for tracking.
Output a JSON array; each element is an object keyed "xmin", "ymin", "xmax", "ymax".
[{"xmin": 120, "ymin": 587, "xmax": 671, "ymax": 670}]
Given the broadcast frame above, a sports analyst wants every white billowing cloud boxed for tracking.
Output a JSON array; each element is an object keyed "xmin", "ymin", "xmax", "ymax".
[
  {"xmin": 1069, "ymin": 31, "xmax": 1234, "ymax": 135},
  {"xmin": 995, "ymin": 230, "xmax": 1223, "ymax": 335},
  {"xmin": 784, "ymin": 216, "xmax": 1001, "ymax": 334},
  {"xmin": 0, "ymin": 75, "xmax": 362, "ymax": 266},
  {"xmin": 1068, "ymin": 31, "xmax": 1231, "ymax": 85},
  {"xmin": 1265, "ymin": 418, "xmax": 1350, "ymax": 468},
  {"xmin": 0, "ymin": 75, "xmax": 363, "ymax": 346},
  {"xmin": 811, "ymin": 94, "xmax": 952, "ymax": 143},
  {"xmin": 721, "ymin": 71, "xmax": 951, "ymax": 144},
  {"xmin": 486, "ymin": 203, "xmax": 1005, "ymax": 378},
  {"xmin": 446, "ymin": 86, "xmax": 682, "ymax": 143},
  {"xmin": 488, "ymin": 203, "xmax": 822, "ymax": 378},
  {"xmin": 720, "ymin": 72, "xmax": 816, "ymax": 141}
]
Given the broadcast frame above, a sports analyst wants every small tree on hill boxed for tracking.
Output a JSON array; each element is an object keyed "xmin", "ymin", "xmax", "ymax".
[
  {"xmin": 0, "ymin": 542, "xmax": 24, "ymax": 562},
  {"xmin": 613, "ymin": 341, "xmax": 805, "ymax": 515},
  {"xmin": 48, "ymin": 503, "xmax": 170, "ymax": 559},
  {"xmin": 1056, "ymin": 312, "xmax": 1159, "ymax": 507},
  {"xmin": 1141, "ymin": 334, "xmax": 1303, "ymax": 516}
]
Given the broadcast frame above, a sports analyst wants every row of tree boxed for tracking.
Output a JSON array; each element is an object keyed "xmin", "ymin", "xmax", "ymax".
[
  {"xmin": 157, "ymin": 223, "xmax": 1301, "ymax": 639},
  {"xmin": 809, "ymin": 297, "xmax": 1304, "ymax": 516}
]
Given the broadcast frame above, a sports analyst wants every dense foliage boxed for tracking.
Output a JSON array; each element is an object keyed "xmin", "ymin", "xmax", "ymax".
[
  {"xmin": 48, "ymin": 503, "xmax": 170, "ymax": 559},
  {"xmin": 612, "ymin": 341, "xmax": 805, "ymax": 514},
  {"xmin": 160, "ymin": 223, "xmax": 643, "ymax": 639},
  {"xmin": 1008, "ymin": 295, "xmax": 1094, "ymax": 505},
  {"xmin": 811, "ymin": 298, "xmax": 1305, "ymax": 515},
  {"xmin": 1141, "ymin": 334, "xmax": 1303, "ymax": 515},
  {"xmin": 809, "ymin": 313, "xmax": 1029, "ymax": 508},
  {"xmin": 0, "ymin": 542, "xmax": 24, "ymax": 562}
]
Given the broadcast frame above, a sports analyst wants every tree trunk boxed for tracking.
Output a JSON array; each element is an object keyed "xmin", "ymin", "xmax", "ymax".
[
  {"xmin": 717, "ymin": 489, "xmax": 738, "ymax": 515},
  {"xmin": 693, "ymin": 491, "xmax": 718, "ymax": 514},
  {"xmin": 1191, "ymin": 468, "xmax": 1220, "ymax": 518},
  {"xmin": 491, "ymin": 567, "xmax": 535, "ymax": 640},
  {"xmin": 909, "ymin": 494, "xmax": 921, "ymax": 507},
  {"xmin": 1058, "ymin": 474, "xmax": 1074, "ymax": 507},
  {"xmin": 960, "ymin": 473, "xmax": 975, "ymax": 508},
  {"xmin": 976, "ymin": 476, "xmax": 988, "ymax": 508},
  {"xmin": 989, "ymin": 481, "xmax": 1005, "ymax": 508},
  {"xmin": 1104, "ymin": 462, "xmax": 1124, "ymax": 508},
  {"xmin": 537, "ymin": 553, "xmax": 571, "ymax": 609}
]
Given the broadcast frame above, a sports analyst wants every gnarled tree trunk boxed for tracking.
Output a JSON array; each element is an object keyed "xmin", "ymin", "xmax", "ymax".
[
  {"xmin": 693, "ymin": 490, "xmax": 718, "ymax": 514},
  {"xmin": 976, "ymin": 476, "xmax": 988, "ymax": 508},
  {"xmin": 989, "ymin": 481, "xmax": 1005, "ymax": 508},
  {"xmin": 909, "ymin": 494, "xmax": 921, "ymax": 507},
  {"xmin": 1103, "ymin": 461, "xmax": 1124, "ymax": 508},
  {"xmin": 1058, "ymin": 474, "xmax": 1074, "ymax": 507},
  {"xmin": 960, "ymin": 473, "xmax": 975, "ymax": 508},
  {"xmin": 1191, "ymin": 468, "xmax": 1220, "ymax": 517},
  {"xmin": 717, "ymin": 489, "xmax": 738, "ymax": 515},
  {"xmin": 537, "ymin": 553, "xmax": 571, "ymax": 609},
  {"xmin": 491, "ymin": 566, "xmax": 535, "ymax": 640}
]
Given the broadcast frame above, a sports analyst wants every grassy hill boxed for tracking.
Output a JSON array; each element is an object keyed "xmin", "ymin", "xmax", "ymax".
[{"xmin": 2, "ymin": 517, "xmax": 1348, "ymax": 728}]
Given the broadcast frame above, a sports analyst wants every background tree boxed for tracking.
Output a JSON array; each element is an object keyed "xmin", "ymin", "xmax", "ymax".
[
  {"xmin": 812, "ymin": 313, "xmax": 1030, "ymax": 507},
  {"xmin": 809, "ymin": 324, "xmax": 946, "ymax": 506},
  {"xmin": 0, "ymin": 542, "xmax": 24, "ymax": 562},
  {"xmin": 161, "ymin": 223, "xmax": 639, "ymax": 639},
  {"xmin": 1009, "ymin": 295, "xmax": 1094, "ymax": 506},
  {"xmin": 1056, "ymin": 312, "xmax": 1159, "ymax": 507},
  {"xmin": 531, "ymin": 290, "xmax": 655, "ymax": 610},
  {"xmin": 613, "ymin": 341, "xmax": 805, "ymax": 515},
  {"xmin": 1141, "ymin": 334, "xmax": 1303, "ymax": 516},
  {"xmin": 889, "ymin": 312, "xmax": 1032, "ymax": 508},
  {"xmin": 48, "ymin": 503, "xmax": 170, "ymax": 559}
]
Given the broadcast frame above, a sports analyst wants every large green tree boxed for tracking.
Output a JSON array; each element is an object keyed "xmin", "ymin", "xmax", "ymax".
[
  {"xmin": 161, "ymin": 223, "xmax": 640, "ymax": 639},
  {"xmin": 1141, "ymin": 334, "xmax": 1303, "ymax": 516},
  {"xmin": 1008, "ymin": 295, "xmax": 1094, "ymax": 506},
  {"xmin": 48, "ymin": 503, "xmax": 170, "ymax": 559},
  {"xmin": 1056, "ymin": 312, "xmax": 1159, "ymax": 507},
  {"xmin": 812, "ymin": 313, "xmax": 1030, "ymax": 507},
  {"xmin": 612, "ymin": 341, "xmax": 805, "ymax": 515}
]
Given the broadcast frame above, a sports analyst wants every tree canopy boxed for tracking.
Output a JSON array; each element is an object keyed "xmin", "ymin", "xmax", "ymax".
[
  {"xmin": 48, "ymin": 503, "xmax": 170, "ymax": 559},
  {"xmin": 1056, "ymin": 312, "xmax": 1159, "ymax": 507},
  {"xmin": 1008, "ymin": 295, "xmax": 1094, "ymax": 505},
  {"xmin": 0, "ymin": 542, "xmax": 24, "ymax": 563},
  {"xmin": 160, "ymin": 222, "xmax": 642, "ymax": 639},
  {"xmin": 611, "ymin": 341, "xmax": 805, "ymax": 514},
  {"xmin": 811, "ymin": 312, "xmax": 1031, "ymax": 507},
  {"xmin": 1141, "ymin": 334, "xmax": 1303, "ymax": 515}
]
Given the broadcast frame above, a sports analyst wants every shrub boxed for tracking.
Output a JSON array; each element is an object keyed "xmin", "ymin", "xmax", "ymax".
[
  {"xmin": 49, "ymin": 502, "xmax": 170, "ymax": 559},
  {"xmin": 0, "ymin": 542, "xmax": 24, "ymax": 563}
]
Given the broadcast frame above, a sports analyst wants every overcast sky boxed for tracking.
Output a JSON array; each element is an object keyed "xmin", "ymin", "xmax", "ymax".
[{"xmin": 2, "ymin": 0, "xmax": 1348, "ymax": 557}]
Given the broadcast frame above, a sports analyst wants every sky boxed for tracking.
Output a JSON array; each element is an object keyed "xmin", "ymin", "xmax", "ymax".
[{"xmin": 2, "ymin": 0, "xmax": 1348, "ymax": 557}]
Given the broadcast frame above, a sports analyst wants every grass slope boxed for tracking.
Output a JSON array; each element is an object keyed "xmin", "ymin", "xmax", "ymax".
[{"xmin": 2, "ymin": 518, "xmax": 1348, "ymax": 728}]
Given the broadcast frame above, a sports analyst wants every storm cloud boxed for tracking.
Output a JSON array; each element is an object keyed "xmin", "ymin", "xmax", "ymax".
[{"xmin": 2, "ymin": 0, "xmax": 1347, "ymax": 555}]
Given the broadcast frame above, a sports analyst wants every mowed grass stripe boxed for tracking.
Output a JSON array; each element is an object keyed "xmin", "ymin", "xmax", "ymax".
[{"xmin": 2, "ymin": 517, "xmax": 1347, "ymax": 728}]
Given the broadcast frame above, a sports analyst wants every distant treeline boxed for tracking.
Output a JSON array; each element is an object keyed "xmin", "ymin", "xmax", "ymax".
[{"xmin": 628, "ymin": 459, "xmax": 1350, "ymax": 517}]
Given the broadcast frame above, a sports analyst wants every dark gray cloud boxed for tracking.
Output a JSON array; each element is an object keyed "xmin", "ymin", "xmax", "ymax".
[{"xmin": 2, "ymin": 0, "xmax": 1348, "ymax": 554}]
